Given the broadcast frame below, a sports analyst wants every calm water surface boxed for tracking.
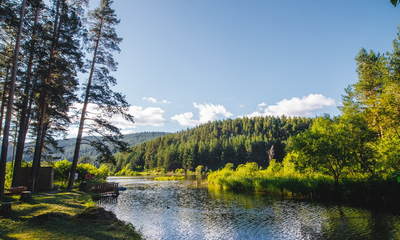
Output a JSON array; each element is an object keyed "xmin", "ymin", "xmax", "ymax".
[{"xmin": 98, "ymin": 177, "xmax": 400, "ymax": 240}]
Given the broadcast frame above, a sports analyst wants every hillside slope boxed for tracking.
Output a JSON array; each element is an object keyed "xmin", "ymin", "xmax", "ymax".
[
  {"xmin": 57, "ymin": 132, "xmax": 169, "ymax": 161},
  {"xmin": 9, "ymin": 132, "xmax": 168, "ymax": 162},
  {"xmin": 115, "ymin": 117, "xmax": 312, "ymax": 171}
]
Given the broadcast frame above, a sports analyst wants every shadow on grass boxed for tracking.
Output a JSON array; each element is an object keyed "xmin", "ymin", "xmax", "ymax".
[
  {"xmin": 1, "ymin": 191, "xmax": 141, "ymax": 240},
  {"xmin": 0, "ymin": 233, "xmax": 18, "ymax": 240},
  {"xmin": 24, "ymin": 215, "xmax": 140, "ymax": 240},
  {"xmin": 11, "ymin": 205, "xmax": 48, "ymax": 220},
  {"xmin": 28, "ymin": 192, "xmax": 88, "ymax": 211}
]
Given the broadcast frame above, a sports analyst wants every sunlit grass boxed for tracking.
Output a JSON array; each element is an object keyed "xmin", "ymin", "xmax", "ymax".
[
  {"xmin": 207, "ymin": 162, "xmax": 400, "ymax": 208},
  {"xmin": 0, "ymin": 191, "xmax": 142, "ymax": 240},
  {"xmin": 154, "ymin": 176, "xmax": 185, "ymax": 181}
]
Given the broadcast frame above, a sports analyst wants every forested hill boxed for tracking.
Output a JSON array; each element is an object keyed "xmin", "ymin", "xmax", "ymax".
[
  {"xmin": 56, "ymin": 132, "xmax": 169, "ymax": 161},
  {"xmin": 10, "ymin": 132, "xmax": 168, "ymax": 162},
  {"xmin": 114, "ymin": 117, "xmax": 312, "ymax": 171}
]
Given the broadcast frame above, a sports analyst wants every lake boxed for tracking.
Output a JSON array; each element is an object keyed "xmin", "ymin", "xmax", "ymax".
[{"xmin": 98, "ymin": 177, "xmax": 400, "ymax": 240}]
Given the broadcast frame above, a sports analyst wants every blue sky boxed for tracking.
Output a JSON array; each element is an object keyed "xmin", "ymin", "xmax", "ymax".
[{"xmin": 103, "ymin": 0, "xmax": 400, "ymax": 133}]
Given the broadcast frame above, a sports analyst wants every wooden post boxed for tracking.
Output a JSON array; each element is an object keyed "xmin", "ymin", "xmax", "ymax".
[
  {"xmin": 20, "ymin": 191, "xmax": 32, "ymax": 202},
  {"xmin": 0, "ymin": 202, "xmax": 12, "ymax": 216}
]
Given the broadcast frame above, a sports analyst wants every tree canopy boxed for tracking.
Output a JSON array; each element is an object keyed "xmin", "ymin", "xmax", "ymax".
[
  {"xmin": 0, "ymin": 0, "xmax": 133, "ymax": 196},
  {"xmin": 114, "ymin": 116, "xmax": 312, "ymax": 172}
]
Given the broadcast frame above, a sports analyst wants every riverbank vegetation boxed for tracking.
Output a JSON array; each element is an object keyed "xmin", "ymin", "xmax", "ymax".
[
  {"xmin": 208, "ymin": 161, "xmax": 400, "ymax": 209},
  {"xmin": 208, "ymin": 27, "xmax": 400, "ymax": 209},
  {"xmin": 0, "ymin": 191, "xmax": 142, "ymax": 239},
  {"xmin": 52, "ymin": 160, "xmax": 111, "ymax": 188},
  {"xmin": 154, "ymin": 176, "xmax": 185, "ymax": 181}
]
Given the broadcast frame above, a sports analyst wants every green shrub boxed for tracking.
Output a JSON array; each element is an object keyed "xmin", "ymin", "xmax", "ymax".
[
  {"xmin": 54, "ymin": 160, "xmax": 72, "ymax": 183},
  {"xmin": 174, "ymin": 168, "xmax": 185, "ymax": 175},
  {"xmin": 5, "ymin": 162, "xmax": 13, "ymax": 189},
  {"xmin": 207, "ymin": 161, "xmax": 400, "ymax": 209},
  {"xmin": 114, "ymin": 164, "xmax": 139, "ymax": 176},
  {"xmin": 154, "ymin": 176, "xmax": 185, "ymax": 181},
  {"xmin": 195, "ymin": 165, "xmax": 204, "ymax": 175},
  {"xmin": 53, "ymin": 160, "xmax": 110, "ymax": 184}
]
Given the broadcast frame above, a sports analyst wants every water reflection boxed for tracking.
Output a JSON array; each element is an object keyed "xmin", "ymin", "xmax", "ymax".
[{"xmin": 98, "ymin": 178, "xmax": 400, "ymax": 240}]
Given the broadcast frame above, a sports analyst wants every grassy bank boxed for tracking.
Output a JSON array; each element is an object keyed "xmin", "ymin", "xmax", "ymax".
[
  {"xmin": 0, "ymin": 192, "xmax": 142, "ymax": 240},
  {"xmin": 208, "ymin": 162, "xmax": 400, "ymax": 210},
  {"xmin": 153, "ymin": 176, "xmax": 185, "ymax": 181},
  {"xmin": 113, "ymin": 166, "xmax": 206, "ymax": 178}
]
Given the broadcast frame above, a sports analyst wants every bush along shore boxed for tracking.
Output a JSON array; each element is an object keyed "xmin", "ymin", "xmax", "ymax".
[
  {"xmin": 0, "ymin": 191, "xmax": 142, "ymax": 240},
  {"xmin": 208, "ymin": 162, "xmax": 400, "ymax": 211}
]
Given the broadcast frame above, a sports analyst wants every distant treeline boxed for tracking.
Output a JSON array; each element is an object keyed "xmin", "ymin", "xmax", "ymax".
[{"xmin": 114, "ymin": 117, "xmax": 312, "ymax": 172}]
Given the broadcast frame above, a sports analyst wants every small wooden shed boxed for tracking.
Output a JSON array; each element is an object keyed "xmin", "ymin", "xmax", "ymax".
[{"xmin": 13, "ymin": 167, "xmax": 54, "ymax": 191}]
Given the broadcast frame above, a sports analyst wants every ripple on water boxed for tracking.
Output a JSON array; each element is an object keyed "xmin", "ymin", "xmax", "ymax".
[{"xmin": 98, "ymin": 178, "xmax": 400, "ymax": 240}]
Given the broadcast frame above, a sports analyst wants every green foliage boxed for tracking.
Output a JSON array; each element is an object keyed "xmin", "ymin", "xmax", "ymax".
[
  {"xmin": 53, "ymin": 160, "xmax": 72, "ymax": 183},
  {"xmin": 195, "ymin": 165, "xmax": 205, "ymax": 175},
  {"xmin": 97, "ymin": 164, "xmax": 111, "ymax": 179},
  {"xmin": 116, "ymin": 116, "xmax": 312, "ymax": 172},
  {"xmin": 208, "ymin": 162, "xmax": 400, "ymax": 208},
  {"xmin": 286, "ymin": 116, "xmax": 376, "ymax": 182},
  {"xmin": 154, "ymin": 176, "xmax": 185, "ymax": 181},
  {"xmin": 174, "ymin": 168, "xmax": 185, "ymax": 175},
  {"xmin": 114, "ymin": 164, "xmax": 140, "ymax": 176},
  {"xmin": 76, "ymin": 164, "xmax": 101, "ymax": 181},
  {"xmin": 53, "ymin": 160, "xmax": 110, "ymax": 185},
  {"xmin": 223, "ymin": 163, "xmax": 234, "ymax": 170},
  {"xmin": 5, "ymin": 163, "xmax": 13, "ymax": 189},
  {"xmin": 326, "ymin": 30, "xmax": 400, "ymax": 180},
  {"xmin": 373, "ymin": 136, "xmax": 400, "ymax": 177},
  {"xmin": 207, "ymin": 28, "xmax": 400, "ymax": 209}
]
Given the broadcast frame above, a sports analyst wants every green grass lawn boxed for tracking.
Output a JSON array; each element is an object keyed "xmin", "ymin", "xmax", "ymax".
[{"xmin": 0, "ymin": 192, "xmax": 142, "ymax": 240}]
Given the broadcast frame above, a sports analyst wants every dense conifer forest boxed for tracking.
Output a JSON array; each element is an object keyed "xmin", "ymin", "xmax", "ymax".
[{"xmin": 114, "ymin": 117, "xmax": 312, "ymax": 171}]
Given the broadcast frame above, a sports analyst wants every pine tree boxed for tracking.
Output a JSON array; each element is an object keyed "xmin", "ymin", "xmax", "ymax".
[
  {"xmin": 30, "ymin": 0, "xmax": 84, "ymax": 192},
  {"xmin": 67, "ymin": 0, "xmax": 133, "ymax": 190},
  {"xmin": 114, "ymin": 117, "xmax": 312, "ymax": 172},
  {"xmin": 11, "ymin": 0, "xmax": 42, "ymax": 187},
  {"xmin": 0, "ymin": 0, "xmax": 27, "ymax": 198}
]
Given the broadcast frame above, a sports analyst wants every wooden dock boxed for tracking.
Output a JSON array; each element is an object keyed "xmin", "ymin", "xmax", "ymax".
[{"xmin": 89, "ymin": 182, "xmax": 119, "ymax": 197}]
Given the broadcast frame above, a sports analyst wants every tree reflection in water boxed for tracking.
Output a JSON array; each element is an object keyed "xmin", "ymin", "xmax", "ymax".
[{"xmin": 98, "ymin": 178, "xmax": 400, "ymax": 240}]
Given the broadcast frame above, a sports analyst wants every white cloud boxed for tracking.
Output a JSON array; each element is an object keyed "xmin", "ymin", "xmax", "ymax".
[
  {"xmin": 130, "ymin": 106, "xmax": 165, "ymax": 127},
  {"xmin": 142, "ymin": 96, "xmax": 171, "ymax": 104},
  {"xmin": 194, "ymin": 103, "xmax": 233, "ymax": 123},
  {"xmin": 68, "ymin": 103, "xmax": 165, "ymax": 137},
  {"xmin": 142, "ymin": 97, "xmax": 157, "ymax": 103},
  {"xmin": 258, "ymin": 102, "xmax": 267, "ymax": 108},
  {"xmin": 171, "ymin": 103, "xmax": 233, "ymax": 127},
  {"xmin": 248, "ymin": 94, "xmax": 336, "ymax": 117},
  {"xmin": 171, "ymin": 112, "xmax": 199, "ymax": 127}
]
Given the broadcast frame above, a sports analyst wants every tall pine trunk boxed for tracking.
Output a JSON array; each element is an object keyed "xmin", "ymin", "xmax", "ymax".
[
  {"xmin": 0, "ymin": 66, "xmax": 10, "ymax": 136},
  {"xmin": 0, "ymin": 0, "xmax": 27, "ymax": 198},
  {"xmin": 31, "ymin": 0, "xmax": 61, "ymax": 192},
  {"xmin": 12, "ymin": 6, "xmax": 41, "ymax": 187},
  {"xmin": 11, "ymin": 123, "xmax": 18, "ymax": 165},
  {"xmin": 67, "ymin": 15, "xmax": 104, "ymax": 190}
]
